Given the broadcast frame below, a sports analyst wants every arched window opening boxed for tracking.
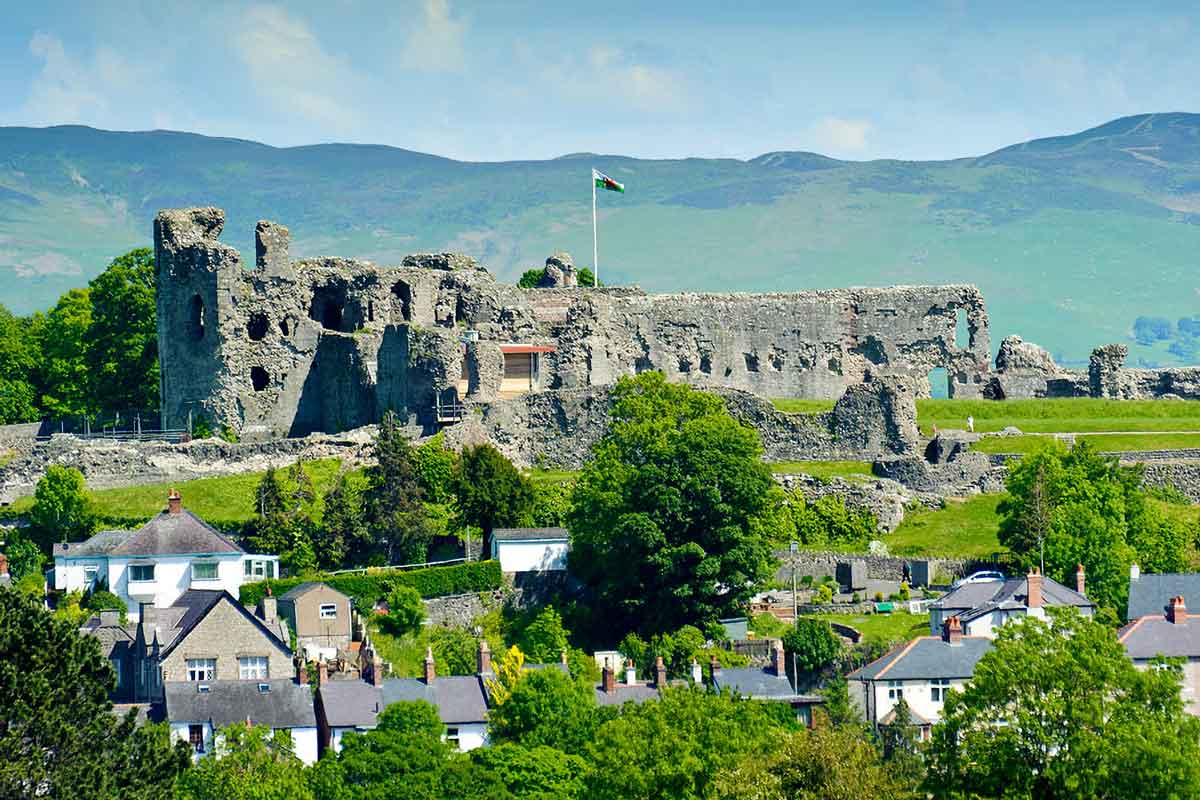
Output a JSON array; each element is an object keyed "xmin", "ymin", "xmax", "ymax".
[
  {"xmin": 391, "ymin": 281, "xmax": 412, "ymax": 322},
  {"xmin": 189, "ymin": 294, "xmax": 206, "ymax": 340},
  {"xmin": 250, "ymin": 366, "xmax": 270, "ymax": 392},
  {"xmin": 247, "ymin": 312, "xmax": 270, "ymax": 341}
]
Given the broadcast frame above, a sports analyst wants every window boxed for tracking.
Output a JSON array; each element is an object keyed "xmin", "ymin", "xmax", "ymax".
[
  {"xmin": 84, "ymin": 565, "xmax": 98, "ymax": 584},
  {"xmin": 319, "ymin": 603, "xmax": 338, "ymax": 620},
  {"xmin": 188, "ymin": 724, "xmax": 205, "ymax": 753},
  {"xmin": 239, "ymin": 656, "xmax": 268, "ymax": 680},
  {"xmin": 244, "ymin": 559, "xmax": 274, "ymax": 579},
  {"xmin": 887, "ymin": 680, "xmax": 903, "ymax": 700},
  {"xmin": 129, "ymin": 564, "xmax": 155, "ymax": 582},
  {"xmin": 445, "ymin": 727, "xmax": 460, "ymax": 751},
  {"xmin": 931, "ymin": 679, "xmax": 951, "ymax": 703},
  {"xmin": 192, "ymin": 561, "xmax": 218, "ymax": 581},
  {"xmin": 111, "ymin": 658, "xmax": 122, "ymax": 687},
  {"xmin": 186, "ymin": 658, "xmax": 216, "ymax": 682}
]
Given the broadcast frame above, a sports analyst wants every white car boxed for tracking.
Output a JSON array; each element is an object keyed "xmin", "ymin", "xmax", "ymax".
[{"xmin": 952, "ymin": 570, "xmax": 1005, "ymax": 588}]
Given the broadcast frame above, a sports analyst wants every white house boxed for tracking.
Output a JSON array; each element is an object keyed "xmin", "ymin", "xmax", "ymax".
[
  {"xmin": 490, "ymin": 527, "xmax": 569, "ymax": 572},
  {"xmin": 928, "ymin": 567, "xmax": 1093, "ymax": 639},
  {"xmin": 53, "ymin": 490, "xmax": 279, "ymax": 620},
  {"xmin": 848, "ymin": 617, "xmax": 993, "ymax": 739}
]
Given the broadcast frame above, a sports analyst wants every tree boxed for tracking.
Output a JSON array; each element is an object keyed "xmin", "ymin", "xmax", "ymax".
[
  {"xmin": 3, "ymin": 527, "xmax": 45, "ymax": 580},
  {"xmin": 819, "ymin": 673, "xmax": 863, "ymax": 728},
  {"xmin": 485, "ymin": 645, "xmax": 527, "ymax": 707},
  {"xmin": 314, "ymin": 469, "xmax": 365, "ymax": 569},
  {"xmin": 713, "ymin": 723, "xmax": 919, "ymax": 800},
  {"xmin": 516, "ymin": 606, "xmax": 570, "ymax": 663},
  {"xmin": 517, "ymin": 269, "xmax": 544, "ymax": 289},
  {"xmin": 788, "ymin": 494, "xmax": 876, "ymax": 549},
  {"xmin": 925, "ymin": 609, "xmax": 1200, "ymax": 799},
  {"xmin": 488, "ymin": 667, "xmax": 599, "ymax": 756},
  {"xmin": 577, "ymin": 267, "xmax": 597, "ymax": 287},
  {"xmin": 0, "ymin": 303, "xmax": 39, "ymax": 423},
  {"xmin": 176, "ymin": 724, "xmax": 314, "ymax": 800},
  {"xmin": 452, "ymin": 443, "xmax": 534, "ymax": 556},
  {"xmin": 412, "ymin": 432, "xmax": 458, "ymax": 504},
  {"xmin": 783, "ymin": 618, "xmax": 842, "ymax": 674},
  {"xmin": 471, "ymin": 742, "xmax": 587, "ymax": 800},
  {"xmin": 248, "ymin": 463, "xmax": 318, "ymax": 575},
  {"xmin": 378, "ymin": 585, "xmax": 424, "ymax": 637},
  {"xmin": 35, "ymin": 288, "xmax": 92, "ymax": 417},
  {"xmin": 997, "ymin": 440, "xmax": 1187, "ymax": 614},
  {"xmin": 0, "ymin": 590, "xmax": 190, "ymax": 798},
  {"xmin": 569, "ymin": 372, "xmax": 778, "ymax": 636},
  {"xmin": 85, "ymin": 248, "xmax": 159, "ymax": 413},
  {"xmin": 0, "ymin": 377, "xmax": 37, "ymax": 424},
  {"xmin": 429, "ymin": 626, "xmax": 481, "ymax": 675},
  {"xmin": 362, "ymin": 412, "xmax": 435, "ymax": 565},
  {"xmin": 28, "ymin": 465, "xmax": 96, "ymax": 549}
]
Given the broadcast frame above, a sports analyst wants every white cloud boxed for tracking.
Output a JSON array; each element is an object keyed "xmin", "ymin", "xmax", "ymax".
[
  {"xmin": 235, "ymin": 5, "xmax": 364, "ymax": 131},
  {"xmin": 810, "ymin": 116, "xmax": 872, "ymax": 154},
  {"xmin": 532, "ymin": 44, "xmax": 691, "ymax": 116},
  {"xmin": 0, "ymin": 250, "xmax": 82, "ymax": 278},
  {"xmin": 22, "ymin": 32, "xmax": 146, "ymax": 126},
  {"xmin": 401, "ymin": 0, "xmax": 467, "ymax": 73}
]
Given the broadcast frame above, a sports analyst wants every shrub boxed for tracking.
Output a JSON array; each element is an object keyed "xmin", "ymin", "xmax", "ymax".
[
  {"xmin": 783, "ymin": 619, "xmax": 842, "ymax": 674},
  {"xmin": 377, "ymin": 585, "xmax": 424, "ymax": 637},
  {"xmin": 239, "ymin": 560, "xmax": 502, "ymax": 607},
  {"xmin": 815, "ymin": 584, "xmax": 834, "ymax": 604},
  {"xmin": 897, "ymin": 582, "xmax": 910, "ymax": 601}
]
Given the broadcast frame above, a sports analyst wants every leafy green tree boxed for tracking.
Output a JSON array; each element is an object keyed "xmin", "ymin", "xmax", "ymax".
[
  {"xmin": 713, "ymin": 723, "xmax": 919, "ymax": 800},
  {"xmin": 488, "ymin": 667, "xmax": 599, "ymax": 756},
  {"xmin": 314, "ymin": 469, "xmax": 365, "ymax": 569},
  {"xmin": 362, "ymin": 412, "xmax": 435, "ymax": 565},
  {"xmin": 248, "ymin": 463, "xmax": 318, "ymax": 575},
  {"xmin": 29, "ymin": 465, "xmax": 96, "ymax": 549},
  {"xmin": 35, "ymin": 288, "xmax": 92, "ymax": 417},
  {"xmin": 375, "ymin": 700, "xmax": 444, "ymax": 738},
  {"xmin": 176, "ymin": 724, "xmax": 314, "ymax": 800},
  {"xmin": 783, "ymin": 618, "xmax": 842, "ymax": 674},
  {"xmin": 378, "ymin": 585, "xmax": 424, "ymax": 637},
  {"xmin": 0, "ymin": 590, "xmax": 190, "ymax": 798},
  {"xmin": 452, "ymin": 443, "xmax": 535, "ymax": 556},
  {"xmin": 85, "ymin": 248, "xmax": 159, "ymax": 413},
  {"xmin": 569, "ymin": 372, "xmax": 778, "ymax": 637},
  {"xmin": 413, "ymin": 432, "xmax": 459, "ymax": 504},
  {"xmin": 577, "ymin": 267, "xmax": 597, "ymax": 287},
  {"xmin": 0, "ymin": 377, "xmax": 37, "ymax": 424},
  {"xmin": 998, "ymin": 440, "xmax": 1187, "ymax": 614},
  {"xmin": 0, "ymin": 303, "xmax": 40, "ymax": 423},
  {"xmin": 517, "ymin": 269, "xmax": 544, "ymax": 289},
  {"xmin": 789, "ymin": 494, "xmax": 877, "ymax": 548},
  {"xmin": 925, "ymin": 609, "xmax": 1200, "ymax": 799},
  {"xmin": 620, "ymin": 624, "xmax": 706, "ymax": 679},
  {"xmin": 530, "ymin": 480, "xmax": 573, "ymax": 527},
  {"xmin": 429, "ymin": 625, "xmax": 479, "ymax": 675},
  {"xmin": 878, "ymin": 696, "xmax": 925, "ymax": 787},
  {"xmin": 3, "ymin": 527, "xmax": 45, "ymax": 580},
  {"xmin": 516, "ymin": 606, "xmax": 570, "ymax": 663},
  {"xmin": 819, "ymin": 673, "xmax": 863, "ymax": 728},
  {"xmin": 471, "ymin": 742, "xmax": 587, "ymax": 800}
]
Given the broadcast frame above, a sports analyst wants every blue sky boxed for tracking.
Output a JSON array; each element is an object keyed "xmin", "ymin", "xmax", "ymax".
[{"xmin": 0, "ymin": 0, "xmax": 1197, "ymax": 162}]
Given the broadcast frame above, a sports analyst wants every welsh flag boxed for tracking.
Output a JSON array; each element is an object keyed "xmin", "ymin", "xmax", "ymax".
[{"xmin": 593, "ymin": 169, "xmax": 625, "ymax": 193}]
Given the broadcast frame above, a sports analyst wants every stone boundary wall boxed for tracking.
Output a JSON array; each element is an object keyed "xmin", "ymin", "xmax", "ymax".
[
  {"xmin": 422, "ymin": 590, "xmax": 505, "ymax": 628},
  {"xmin": 1141, "ymin": 463, "xmax": 1200, "ymax": 503},
  {"xmin": 0, "ymin": 423, "xmax": 41, "ymax": 449},
  {"xmin": 988, "ymin": 449, "xmax": 1200, "ymax": 465},
  {"xmin": 778, "ymin": 551, "xmax": 969, "ymax": 582}
]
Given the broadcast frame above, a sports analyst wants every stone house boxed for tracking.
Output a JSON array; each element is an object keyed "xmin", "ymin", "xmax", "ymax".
[
  {"xmin": 928, "ymin": 567, "xmax": 1093, "ymax": 638},
  {"xmin": 278, "ymin": 582, "xmax": 352, "ymax": 661},
  {"xmin": 490, "ymin": 527, "xmax": 570, "ymax": 572},
  {"xmin": 1120, "ymin": 595, "xmax": 1200, "ymax": 716},
  {"xmin": 53, "ymin": 490, "xmax": 279, "ymax": 621}
]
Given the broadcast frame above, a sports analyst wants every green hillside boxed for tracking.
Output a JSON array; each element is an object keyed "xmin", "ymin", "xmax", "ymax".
[{"xmin": 3, "ymin": 113, "xmax": 1200, "ymax": 366}]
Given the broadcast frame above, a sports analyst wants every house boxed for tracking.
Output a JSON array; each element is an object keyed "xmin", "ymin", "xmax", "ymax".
[
  {"xmin": 848, "ymin": 617, "xmax": 993, "ymax": 739},
  {"xmin": 928, "ymin": 567, "xmax": 1093, "ymax": 639},
  {"xmin": 129, "ymin": 589, "xmax": 292, "ymax": 702},
  {"xmin": 1125, "ymin": 563, "xmax": 1200, "ymax": 620},
  {"xmin": 1120, "ymin": 595, "xmax": 1200, "ymax": 716},
  {"xmin": 594, "ymin": 657, "xmax": 668, "ymax": 707},
  {"xmin": 164, "ymin": 678, "xmax": 318, "ymax": 764},
  {"xmin": 79, "ymin": 609, "xmax": 137, "ymax": 701},
  {"xmin": 710, "ymin": 644, "xmax": 824, "ymax": 727},
  {"xmin": 278, "ymin": 582, "xmax": 352, "ymax": 661},
  {"xmin": 490, "ymin": 527, "xmax": 570, "ymax": 572},
  {"xmin": 53, "ymin": 490, "xmax": 279, "ymax": 620}
]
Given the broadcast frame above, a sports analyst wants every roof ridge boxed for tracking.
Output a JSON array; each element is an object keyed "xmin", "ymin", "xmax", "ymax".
[
  {"xmin": 874, "ymin": 637, "xmax": 925, "ymax": 679},
  {"xmin": 1118, "ymin": 616, "xmax": 1149, "ymax": 643}
]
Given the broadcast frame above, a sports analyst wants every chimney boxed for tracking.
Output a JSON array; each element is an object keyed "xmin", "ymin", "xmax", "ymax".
[
  {"xmin": 0, "ymin": 553, "xmax": 8, "ymax": 578},
  {"xmin": 560, "ymin": 648, "xmax": 569, "ymax": 667},
  {"xmin": 423, "ymin": 647, "xmax": 436, "ymax": 684},
  {"xmin": 477, "ymin": 640, "xmax": 492, "ymax": 674},
  {"xmin": 624, "ymin": 659, "xmax": 637, "ymax": 685},
  {"xmin": 771, "ymin": 641, "xmax": 787, "ymax": 677},
  {"xmin": 99, "ymin": 609, "xmax": 121, "ymax": 627},
  {"xmin": 318, "ymin": 661, "xmax": 329, "ymax": 685},
  {"xmin": 1027, "ymin": 567, "xmax": 1043, "ymax": 609},
  {"xmin": 259, "ymin": 595, "xmax": 277, "ymax": 624},
  {"xmin": 370, "ymin": 656, "xmax": 383, "ymax": 687},
  {"xmin": 601, "ymin": 659, "xmax": 616, "ymax": 693},
  {"xmin": 1076, "ymin": 563, "xmax": 1086, "ymax": 597},
  {"xmin": 942, "ymin": 615, "xmax": 963, "ymax": 645},
  {"xmin": 710, "ymin": 654, "xmax": 723, "ymax": 682},
  {"xmin": 1168, "ymin": 596, "xmax": 1188, "ymax": 625},
  {"xmin": 690, "ymin": 658, "xmax": 702, "ymax": 685},
  {"xmin": 654, "ymin": 656, "xmax": 667, "ymax": 688},
  {"xmin": 1131, "ymin": 563, "xmax": 1141, "ymax": 582},
  {"xmin": 297, "ymin": 660, "xmax": 308, "ymax": 685},
  {"xmin": 167, "ymin": 489, "xmax": 182, "ymax": 515}
]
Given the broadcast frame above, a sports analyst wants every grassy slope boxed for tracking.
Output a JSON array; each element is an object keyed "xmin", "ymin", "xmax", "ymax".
[
  {"xmin": 768, "ymin": 461, "xmax": 874, "ymax": 481},
  {"xmin": 973, "ymin": 433, "xmax": 1200, "ymax": 454},
  {"xmin": 803, "ymin": 611, "xmax": 930, "ymax": 648},
  {"xmin": 918, "ymin": 398, "xmax": 1200, "ymax": 434},
  {"xmin": 883, "ymin": 495, "xmax": 1005, "ymax": 559}
]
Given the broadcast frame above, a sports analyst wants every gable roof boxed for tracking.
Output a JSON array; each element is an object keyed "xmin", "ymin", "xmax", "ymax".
[
  {"xmin": 164, "ymin": 679, "xmax": 316, "ymax": 728},
  {"xmin": 712, "ymin": 666, "xmax": 817, "ymax": 702},
  {"xmin": 317, "ymin": 681, "xmax": 384, "ymax": 728},
  {"xmin": 593, "ymin": 683, "xmax": 662, "ymax": 707},
  {"xmin": 280, "ymin": 581, "xmax": 349, "ymax": 602},
  {"xmin": 492, "ymin": 527, "xmax": 569, "ymax": 542},
  {"xmin": 1127, "ymin": 574, "xmax": 1200, "ymax": 620},
  {"xmin": 54, "ymin": 530, "xmax": 135, "ymax": 558},
  {"xmin": 382, "ymin": 676, "xmax": 489, "ymax": 725},
  {"xmin": 149, "ymin": 590, "xmax": 290, "ymax": 658},
  {"xmin": 931, "ymin": 575, "xmax": 1092, "ymax": 614},
  {"xmin": 1119, "ymin": 614, "xmax": 1200, "ymax": 659},
  {"xmin": 848, "ymin": 636, "xmax": 993, "ymax": 681},
  {"xmin": 109, "ymin": 509, "xmax": 244, "ymax": 557}
]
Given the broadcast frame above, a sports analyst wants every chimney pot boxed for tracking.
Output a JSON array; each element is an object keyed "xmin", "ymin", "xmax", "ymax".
[
  {"xmin": 318, "ymin": 661, "xmax": 329, "ymax": 685},
  {"xmin": 370, "ymin": 656, "xmax": 383, "ymax": 687},
  {"xmin": 942, "ymin": 615, "xmax": 963, "ymax": 644},
  {"xmin": 0, "ymin": 553, "xmax": 8, "ymax": 577},
  {"xmin": 1076, "ymin": 563, "xmax": 1086, "ymax": 597},
  {"xmin": 654, "ymin": 655, "xmax": 667, "ymax": 688},
  {"xmin": 771, "ymin": 641, "xmax": 787, "ymax": 677},
  {"xmin": 1027, "ymin": 567, "xmax": 1044, "ymax": 609},
  {"xmin": 477, "ymin": 640, "xmax": 492, "ymax": 675},
  {"xmin": 423, "ymin": 647, "xmax": 435, "ymax": 684},
  {"xmin": 625, "ymin": 658, "xmax": 637, "ymax": 685},
  {"xmin": 167, "ymin": 489, "xmax": 182, "ymax": 515},
  {"xmin": 1169, "ymin": 596, "xmax": 1189, "ymax": 625},
  {"xmin": 1130, "ymin": 563, "xmax": 1141, "ymax": 582},
  {"xmin": 560, "ymin": 648, "xmax": 569, "ymax": 667},
  {"xmin": 297, "ymin": 660, "xmax": 308, "ymax": 685},
  {"xmin": 601, "ymin": 659, "xmax": 615, "ymax": 693}
]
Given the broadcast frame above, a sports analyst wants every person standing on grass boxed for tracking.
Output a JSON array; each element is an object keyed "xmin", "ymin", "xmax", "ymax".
[{"xmin": 967, "ymin": 415, "xmax": 975, "ymax": 433}]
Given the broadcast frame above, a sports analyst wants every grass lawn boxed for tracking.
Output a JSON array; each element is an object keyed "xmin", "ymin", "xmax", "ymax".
[
  {"xmin": 884, "ymin": 494, "xmax": 1005, "ymax": 559},
  {"xmin": 5, "ymin": 458, "xmax": 346, "ymax": 524},
  {"xmin": 917, "ymin": 398, "xmax": 1200, "ymax": 434},
  {"xmin": 525, "ymin": 468, "xmax": 580, "ymax": 484},
  {"xmin": 768, "ymin": 460, "xmax": 874, "ymax": 481},
  {"xmin": 803, "ymin": 611, "xmax": 929, "ymax": 648},
  {"xmin": 973, "ymin": 432, "xmax": 1200, "ymax": 455},
  {"xmin": 770, "ymin": 399, "xmax": 836, "ymax": 414}
]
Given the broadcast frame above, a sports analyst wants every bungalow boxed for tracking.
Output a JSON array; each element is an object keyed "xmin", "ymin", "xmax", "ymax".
[
  {"xmin": 1120, "ymin": 595, "xmax": 1200, "ymax": 716},
  {"xmin": 928, "ymin": 567, "xmax": 1093, "ymax": 639},
  {"xmin": 54, "ymin": 490, "xmax": 279, "ymax": 620},
  {"xmin": 490, "ymin": 527, "xmax": 570, "ymax": 573},
  {"xmin": 848, "ymin": 617, "xmax": 993, "ymax": 739}
]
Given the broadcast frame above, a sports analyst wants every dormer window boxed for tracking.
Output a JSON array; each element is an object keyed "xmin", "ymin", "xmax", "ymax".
[
  {"xmin": 129, "ymin": 564, "xmax": 155, "ymax": 582},
  {"xmin": 192, "ymin": 561, "xmax": 218, "ymax": 581}
]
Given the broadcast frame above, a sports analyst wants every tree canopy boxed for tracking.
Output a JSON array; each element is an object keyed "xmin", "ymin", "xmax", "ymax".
[
  {"xmin": 452, "ymin": 443, "xmax": 535, "ymax": 555},
  {"xmin": 569, "ymin": 372, "xmax": 778, "ymax": 636},
  {"xmin": 28, "ymin": 465, "xmax": 96, "ymax": 549}
]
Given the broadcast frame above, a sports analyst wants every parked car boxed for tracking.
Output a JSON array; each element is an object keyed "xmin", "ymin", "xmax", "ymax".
[{"xmin": 952, "ymin": 570, "xmax": 1005, "ymax": 588}]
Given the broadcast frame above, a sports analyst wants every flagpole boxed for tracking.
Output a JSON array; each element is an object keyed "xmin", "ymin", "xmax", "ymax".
[{"xmin": 592, "ymin": 169, "xmax": 599, "ymax": 286}]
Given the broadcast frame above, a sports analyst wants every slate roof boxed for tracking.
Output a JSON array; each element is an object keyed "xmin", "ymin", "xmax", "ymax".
[
  {"xmin": 848, "ymin": 637, "xmax": 993, "ymax": 681},
  {"xmin": 593, "ymin": 683, "xmax": 662, "ymax": 707},
  {"xmin": 1119, "ymin": 615, "xmax": 1200, "ymax": 660},
  {"xmin": 317, "ymin": 681, "xmax": 384, "ymax": 728},
  {"xmin": 382, "ymin": 676, "xmax": 489, "ymax": 725},
  {"xmin": 145, "ymin": 590, "xmax": 290, "ymax": 658},
  {"xmin": 931, "ymin": 576, "xmax": 1092, "ymax": 614},
  {"xmin": 1126, "ymin": 574, "xmax": 1200, "ymax": 620},
  {"xmin": 80, "ymin": 614, "xmax": 136, "ymax": 656},
  {"xmin": 54, "ymin": 530, "xmax": 134, "ymax": 558},
  {"xmin": 164, "ymin": 679, "xmax": 316, "ymax": 728},
  {"xmin": 712, "ymin": 667, "xmax": 820, "ymax": 702},
  {"xmin": 492, "ymin": 527, "xmax": 569, "ymax": 541},
  {"xmin": 109, "ymin": 509, "xmax": 244, "ymax": 556},
  {"xmin": 280, "ymin": 581, "xmax": 348, "ymax": 602}
]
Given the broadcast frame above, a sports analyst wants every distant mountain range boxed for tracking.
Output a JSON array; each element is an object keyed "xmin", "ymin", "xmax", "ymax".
[{"xmin": 3, "ymin": 113, "xmax": 1200, "ymax": 366}]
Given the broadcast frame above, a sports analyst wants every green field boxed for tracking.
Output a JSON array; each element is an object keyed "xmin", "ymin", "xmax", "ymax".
[
  {"xmin": 972, "ymin": 432, "xmax": 1200, "ymax": 455},
  {"xmin": 767, "ymin": 460, "xmax": 874, "ymax": 481},
  {"xmin": 884, "ymin": 494, "xmax": 1005, "ymax": 559},
  {"xmin": 918, "ymin": 398, "xmax": 1200, "ymax": 435},
  {"xmin": 803, "ymin": 611, "xmax": 930, "ymax": 648}
]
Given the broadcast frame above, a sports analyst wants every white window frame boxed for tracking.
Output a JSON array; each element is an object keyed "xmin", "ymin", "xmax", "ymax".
[
  {"xmin": 238, "ymin": 656, "xmax": 268, "ymax": 680},
  {"xmin": 931, "ymin": 678, "xmax": 951, "ymax": 702},
  {"xmin": 84, "ymin": 565, "xmax": 99, "ymax": 584},
  {"xmin": 186, "ymin": 658, "xmax": 216, "ymax": 682},
  {"xmin": 244, "ymin": 559, "xmax": 274, "ymax": 580},
  {"xmin": 129, "ymin": 563, "xmax": 156, "ymax": 582},
  {"xmin": 446, "ymin": 727, "xmax": 460, "ymax": 750},
  {"xmin": 319, "ymin": 603, "xmax": 338, "ymax": 620},
  {"xmin": 192, "ymin": 561, "xmax": 219, "ymax": 581},
  {"xmin": 886, "ymin": 679, "xmax": 903, "ymax": 700}
]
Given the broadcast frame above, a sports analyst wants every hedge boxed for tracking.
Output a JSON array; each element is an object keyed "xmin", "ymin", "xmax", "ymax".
[{"xmin": 238, "ymin": 560, "xmax": 503, "ymax": 607}]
